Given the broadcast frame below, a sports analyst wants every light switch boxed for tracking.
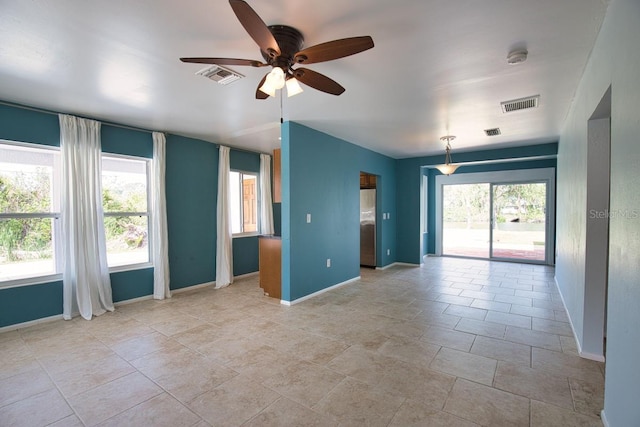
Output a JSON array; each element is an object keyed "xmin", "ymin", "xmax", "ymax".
[{"xmin": 306, "ymin": 213, "xmax": 311, "ymax": 223}]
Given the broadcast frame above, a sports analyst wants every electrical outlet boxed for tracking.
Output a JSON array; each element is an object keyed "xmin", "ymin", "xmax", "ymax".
[
  {"xmin": 306, "ymin": 213, "xmax": 311, "ymax": 223},
  {"xmin": 326, "ymin": 258, "xmax": 331, "ymax": 268},
  {"xmin": 387, "ymin": 249, "xmax": 390, "ymax": 256}
]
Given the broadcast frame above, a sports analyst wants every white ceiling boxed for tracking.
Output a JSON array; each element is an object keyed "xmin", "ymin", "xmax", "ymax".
[{"xmin": 0, "ymin": 0, "xmax": 608, "ymax": 158}]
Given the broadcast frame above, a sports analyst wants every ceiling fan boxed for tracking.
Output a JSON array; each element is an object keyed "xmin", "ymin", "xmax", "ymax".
[{"xmin": 180, "ymin": 0, "xmax": 374, "ymax": 99}]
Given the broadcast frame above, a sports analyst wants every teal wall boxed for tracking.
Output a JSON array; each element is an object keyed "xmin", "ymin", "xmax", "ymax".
[
  {"xmin": 281, "ymin": 122, "xmax": 396, "ymax": 302},
  {"xmin": 0, "ymin": 102, "xmax": 267, "ymax": 327},
  {"xmin": 165, "ymin": 134, "xmax": 218, "ymax": 290},
  {"xmin": 397, "ymin": 143, "xmax": 558, "ymax": 264}
]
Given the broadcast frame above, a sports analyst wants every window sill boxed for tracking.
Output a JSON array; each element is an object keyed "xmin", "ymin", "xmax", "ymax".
[
  {"xmin": 232, "ymin": 233, "xmax": 261, "ymax": 239},
  {"xmin": 0, "ymin": 274, "xmax": 63, "ymax": 290}
]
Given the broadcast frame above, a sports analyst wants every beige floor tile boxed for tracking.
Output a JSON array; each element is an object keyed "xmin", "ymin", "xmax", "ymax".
[
  {"xmin": 377, "ymin": 335, "xmax": 441, "ymax": 369},
  {"xmin": 187, "ymin": 374, "xmax": 280, "ymax": 427},
  {"xmin": 48, "ymin": 414, "xmax": 85, "ymax": 427},
  {"xmin": 153, "ymin": 357, "xmax": 239, "ymax": 403},
  {"xmin": 454, "ymin": 317, "xmax": 507, "ymax": 339},
  {"xmin": 570, "ymin": 378, "xmax": 605, "ymax": 417},
  {"xmin": 69, "ymin": 372, "xmax": 163, "ymax": 426},
  {"xmin": 326, "ymin": 345, "xmax": 400, "ymax": 386},
  {"xmin": 494, "ymin": 294, "xmax": 533, "ymax": 307},
  {"xmin": 436, "ymin": 294, "xmax": 475, "ymax": 306},
  {"xmin": 485, "ymin": 311, "xmax": 532, "ymax": 329},
  {"xmin": 0, "ymin": 367, "xmax": 55, "ymax": 407},
  {"xmin": 312, "ymin": 377, "xmax": 404, "ymax": 427},
  {"xmin": 530, "ymin": 399, "xmax": 603, "ymax": 427},
  {"xmin": 559, "ymin": 335, "xmax": 580, "ymax": 355},
  {"xmin": 510, "ymin": 304, "xmax": 557, "ymax": 320},
  {"xmin": 149, "ymin": 313, "xmax": 208, "ymax": 336},
  {"xmin": 505, "ymin": 326, "xmax": 562, "ymax": 351},
  {"xmin": 97, "ymin": 392, "xmax": 201, "ymax": 427},
  {"xmin": 50, "ymin": 352, "xmax": 135, "ymax": 397},
  {"xmin": 470, "ymin": 335, "xmax": 531, "ymax": 366},
  {"xmin": 0, "ymin": 388, "xmax": 73, "ymax": 427},
  {"xmin": 443, "ymin": 304, "xmax": 488, "ymax": 320},
  {"xmin": 0, "ymin": 353, "xmax": 41, "ymax": 381},
  {"xmin": 389, "ymin": 399, "xmax": 480, "ymax": 427},
  {"xmin": 531, "ymin": 348, "xmax": 604, "ymax": 384},
  {"xmin": 375, "ymin": 360, "xmax": 456, "ymax": 407},
  {"xmin": 109, "ymin": 331, "xmax": 184, "ymax": 361},
  {"xmin": 470, "ymin": 299, "xmax": 511, "ymax": 313},
  {"xmin": 532, "ymin": 317, "xmax": 574, "ymax": 336},
  {"xmin": 443, "ymin": 379, "xmax": 530, "ymax": 427},
  {"xmin": 412, "ymin": 311, "xmax": 462, "ymax": 329},
  {"xmin": 130, "ymin": 345, "xmax": 205, "ymax": 379},
  {"xmin": 430, "ymin": 347, "xmax": 497, "ymax": 385},
  {"xmin": 243, "ymin": 397, "xmax": 338, "ymax": 427},
  {"xmin": 262, "ymin": 359, "xmax": 345, "ymax": 407},
  {"xmin": 421, "ymin": 325, "xmax": 476, "ymax": 351},
  {"xmin": 494, "ymin": 361, "xmax": 574, "ymax": 409}
]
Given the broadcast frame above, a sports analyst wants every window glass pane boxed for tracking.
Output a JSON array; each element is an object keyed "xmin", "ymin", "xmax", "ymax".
[
  {"xmin": 0, "ymin": 217, "xmax": 56, "ymax": 281},
  {"xmin": 0, "ymin": 144, "xmax": 59, "ymax": 213},
  {"xmin": 104, "ymin": 215, "xmax": 149, "ymax": 267},
  {"xmin": 230, "ymin": 171, "xmax": 242, "ymax": 234},
  {"xmin": 102, "ymin": 157, "xmax": 147, "ymax": 212},
  {"xmin": 242, "ymin": 174, "xmax": 257, "ymax": 233}
]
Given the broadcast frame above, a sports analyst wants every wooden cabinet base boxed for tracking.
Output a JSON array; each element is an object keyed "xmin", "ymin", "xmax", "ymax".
[{"xmin": 259, "ymin": 236, "xmax": 281, "ymax": 299}]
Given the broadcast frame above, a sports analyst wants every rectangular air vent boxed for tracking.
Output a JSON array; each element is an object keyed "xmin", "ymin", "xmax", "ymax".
[
  {"xmin": 195, "ymin": 65, "xmax": 244, "ymax": 85},
  {"xmin": 485, "ymin": 128, "xmax": 501, "ymax": 136},
  {"xmin": 501, "ymin": 95, "xmax": 540, "ymax": 113}
]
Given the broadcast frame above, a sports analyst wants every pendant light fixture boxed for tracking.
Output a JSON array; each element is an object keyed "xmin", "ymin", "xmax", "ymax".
[
  {"xmin": 259, "ymin": 67, "xmax": 303, "ymax": 98},
  {"xmin": 435, "ymin": 135, "xmax": 460, "ymax": 175}
]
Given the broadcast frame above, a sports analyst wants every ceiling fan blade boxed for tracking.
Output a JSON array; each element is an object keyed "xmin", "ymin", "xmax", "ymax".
[
  {"xmin": 293, "ymin": 68, "xmax": 345, "ymax": 95},
  {"xmin": 255, "ymin": 73, "xmax": 269, "ymax": 99},
  {"xmin": 229, "ymin": 0, "xmax": 281, "ymax": 58},
  {"xmin": 293, "ymin": 36, "xmax": 374, "ymax": 64},
  {"xmin": 180, "ymin": 57, "xmax": 268, "ymax": 67}
]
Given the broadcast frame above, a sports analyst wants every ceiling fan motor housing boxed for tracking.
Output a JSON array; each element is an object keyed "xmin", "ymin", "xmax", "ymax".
[{"xmin": 262, "ymin": 25, "xmax": 305, "ymax": 71}]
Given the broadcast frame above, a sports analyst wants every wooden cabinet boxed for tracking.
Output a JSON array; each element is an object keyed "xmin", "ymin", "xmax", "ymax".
[
  {"xmin": 258, "ymin": 235, "xmax": 281, "ymax": 299},
  {"xmin": 273, "ymin": 148, "xmax": 282, "ymax": 203},
  {"xmin": 360, "ymin": 172, "xmax": 376, "ymax": 189}
]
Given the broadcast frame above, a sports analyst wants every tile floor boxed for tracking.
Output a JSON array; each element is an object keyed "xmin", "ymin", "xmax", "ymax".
[{"xmin": 0, "ymin": 257, "xmax": 605, "ymax": 426}]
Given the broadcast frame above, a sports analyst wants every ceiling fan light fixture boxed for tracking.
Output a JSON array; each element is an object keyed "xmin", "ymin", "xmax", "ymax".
[
  {"xmin": 286, "ymin": 77, "xmax": 303, "ymax": 97},
  {"xmin": 259, "ymin": 67, "xmax": 285, "ymax": 97},
  {"xmin": 435, "ymin": 135, "xmax": 460, "ymax": 175}
]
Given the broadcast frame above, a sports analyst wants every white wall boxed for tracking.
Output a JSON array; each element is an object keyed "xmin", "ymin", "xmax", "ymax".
[{"xmin": 556, "ymin": 0, "xmax": 640, "ymax": 425}]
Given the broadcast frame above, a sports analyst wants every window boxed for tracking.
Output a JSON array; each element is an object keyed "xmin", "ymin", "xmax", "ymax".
[
  {"xmin": 230, "ymin": 171, "xmax": 258, "ymax": 235},
  {"xmin": 0, "ymin": 142, "xmax": 61, "ymax": 282},
  {"xmin": 102, "ymin": 155, "xmax": 150, "ymax": 267}
]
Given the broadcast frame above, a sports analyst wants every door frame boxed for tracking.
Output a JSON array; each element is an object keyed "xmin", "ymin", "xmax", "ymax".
[{"xmin": 435, "ymin": 168, "xmax": 556, "ymax": 265}]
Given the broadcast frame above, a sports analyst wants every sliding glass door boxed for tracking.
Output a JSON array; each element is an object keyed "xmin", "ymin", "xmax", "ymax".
[
  {"xmin": 436, "ymin": 169, "xmax": 554, "ymax": 264},
  {"xmin": 442, "ymin": 183, "xmax": 490, "ymax": 258},
  {"xmin": 491, "ymin": 183, "xmax": 547, "ymax": 261}
]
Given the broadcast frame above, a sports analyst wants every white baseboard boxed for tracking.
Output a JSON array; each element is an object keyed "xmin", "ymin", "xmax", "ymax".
[
  {"xmin": 114, "ymin": 295, "xmax": 154, "ymax": 306},
  {"xmin": 171, "ymin": 281, "xmax": 216, "ymax": 294},
  {"xmin": 234, "ymin": 271, "xmax": 259, "ymax": 280},
  {"xmin": 554, "ymin": 277, "xmax": 606, "ymax": 363},
  {"xmin": 376, "ymin": 262, "xmax": 419, "ymax": 270},
  {"xmin": 0, "ymin": 314, "xmax": 63, "ymax": 334},
  {"xmin": 281, "ymin": 276, "xmax": 361, "ymax": 306},
  {"xmin": 600, "ymin": 409, "xmax": 609, "ymax": 427}
]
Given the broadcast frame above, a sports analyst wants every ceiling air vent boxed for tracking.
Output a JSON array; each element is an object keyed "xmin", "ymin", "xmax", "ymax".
[
  {"xmin": 484, "ymin": 128, "xmax": 501, "ymax": 136},
  {"xmin": 501, "ymin": 95, "xmax": 540, "ymax": 113},
  {"xmin": 195, "ymin": 65, "xmax": 244, "ymax": 85}
]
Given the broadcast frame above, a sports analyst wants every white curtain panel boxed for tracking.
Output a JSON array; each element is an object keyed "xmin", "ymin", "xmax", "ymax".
[
  {"xmin": 59, "ymin": 114, "xmax": 114, "ymax": 320},
  {"xmin": 152, "ymin": 132, "xmax": 171, "ymax": 300},
  {"xmin": 259, "ymin": 153, "xmax": 275, "ymax": 235},
  {"xmin": 216, "ymin": 146, "xmax": 233, "ymax": 288}
]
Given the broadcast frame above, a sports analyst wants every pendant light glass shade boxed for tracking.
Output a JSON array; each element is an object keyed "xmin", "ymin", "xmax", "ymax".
[
  {"xmin": 435, "ymin": 135, "xmax": 459, "ymax": 175},
  {"xmin": 286, "ymin": 77, "xmax": 303, "ymax": 97},
  {"xmin": 259, "ymin": 67, "xmax": 286, "ymax": 97}
]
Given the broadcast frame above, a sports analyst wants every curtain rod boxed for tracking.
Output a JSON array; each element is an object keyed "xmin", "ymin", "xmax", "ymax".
[{"xmin": 0, "ymin": 100, "xmax": 275, "ymax": 156}]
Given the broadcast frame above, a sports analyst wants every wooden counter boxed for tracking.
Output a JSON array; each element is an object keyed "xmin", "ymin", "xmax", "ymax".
[{"xmin": 258, "ymin": 235, "xmax": 281, "ymax": 299}]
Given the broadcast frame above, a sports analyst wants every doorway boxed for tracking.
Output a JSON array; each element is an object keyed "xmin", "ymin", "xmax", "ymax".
[
  {"xmin": 436, "ymin": 168, "xmax": 555, "ymax": 265},
  {"xmin": 360, "ymin": 172, "xmax": 377, "ymax": 267}
]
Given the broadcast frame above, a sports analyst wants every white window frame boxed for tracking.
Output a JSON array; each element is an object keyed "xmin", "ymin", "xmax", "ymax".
[
  {"xmin": 230, "ymin": 169, "xmax": 260, "ymax": 237},
  {"xmin": 0, "ymin": 140, "xmax": 63, "ymax": 288},
  {"xmin": 101, "ymin": 153, "xmax": 153, "ymax": 272}
]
